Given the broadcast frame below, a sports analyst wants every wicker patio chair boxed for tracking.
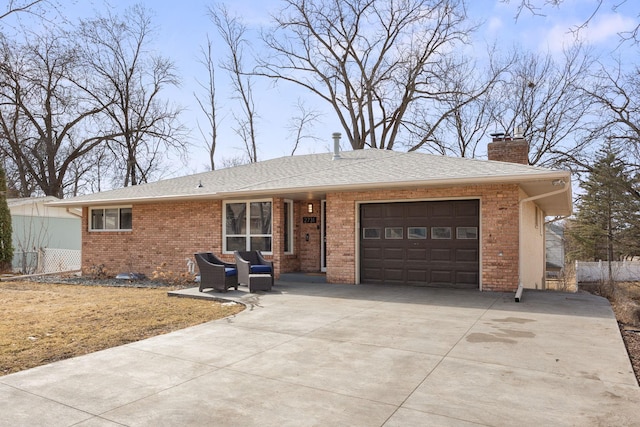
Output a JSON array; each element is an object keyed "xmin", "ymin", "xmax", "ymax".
[
  {"xmin": 236, "ymin": 250, "xmax": 274, "ymax": 285},
  {"xmin": 234, "ymin": 251, "xmax": 273, "ymax": 292},
  {"xmin": 194, "ymin": 252, "xmax": 238, "ymax": 292}
]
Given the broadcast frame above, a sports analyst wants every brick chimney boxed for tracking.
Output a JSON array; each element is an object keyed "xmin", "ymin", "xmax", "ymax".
[{"xmin": 487, "ymin": 133, "xmax": 529, "ymax": 165}]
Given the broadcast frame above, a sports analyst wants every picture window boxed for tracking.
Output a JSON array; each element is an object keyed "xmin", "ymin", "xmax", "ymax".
[{"xmin": 224, "ymin": 201, "xmax": 272, "ymax": 253}]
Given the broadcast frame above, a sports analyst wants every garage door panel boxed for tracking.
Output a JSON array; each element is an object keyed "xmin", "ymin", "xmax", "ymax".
[
  {"xmin": 407, "ymin": 269, "xmax": 428, "ymax": 283},
  {"xmin": 362, "ymin": 247, "xmax": 383, "ymax": 259},
  {"xmin": 407, "ymin": 248, "xmax": 427, "ymax": 260},
  {"xmin": 361, "ymin": 204, "xmax": 383, "ymax": 219},
  {"xmin": 360, "ymin": 200, "xmax": 479, "ymax": 288},
  {"xmin": 406, "ymin": 203, "xmax": 428, "ymax": 218},
  {"xmin": 384, "ymin": 204, "xmax": 405, "ymax": 217},
  {"xmin": 456, "ymin": 200, "xmax": 480, "ymax": 217},
  {"xmin": 456, "ymin": 248, "xmax": 479, "ymax": 262},
  {"xmin": 431, "ymin": 202, "xmax": 453, "ymax": 217},
  {"xmin": 384, "ymin": 268, "xmax": 404, "ymax": 281},
  {"xmin": 362, "ymin": 267, "xmax": 383, "ymax": 279},
  {"xmin": 384, "ymin": 247, "xmax": 404, "ymax": 260},
  {"xmin": 431, "ymin": 270, "xmax": 453, "ymax": 283},
  {"xmin": 431, "ymin": 248, "xmax": 452, "ymax": 261},
  {"xmin": 456, "ymin": 271, "xmax": 479, "ymax": 285}
]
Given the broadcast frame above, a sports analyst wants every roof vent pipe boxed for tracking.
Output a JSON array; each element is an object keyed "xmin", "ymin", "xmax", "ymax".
[{"xmin": 332, "ymin": 132, "xmax": 342, "ymax": 160}]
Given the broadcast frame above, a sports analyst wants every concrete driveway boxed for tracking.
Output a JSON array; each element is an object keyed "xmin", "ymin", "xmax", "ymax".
[{"xmin": 1, "ymin": 280, "xmax": 639, "ymax": 426}]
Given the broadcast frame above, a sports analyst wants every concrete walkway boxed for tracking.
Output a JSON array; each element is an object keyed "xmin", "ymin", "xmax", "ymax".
[{"xmin": 1, "ymin": 281, "xmax": 639, "ymax": 426}]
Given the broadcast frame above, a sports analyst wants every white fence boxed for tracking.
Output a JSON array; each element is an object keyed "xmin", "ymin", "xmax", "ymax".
[
  {"xmin": 38, "ymin": 248, "xmax": 81, "ymax": 274},
  {"xmin": 576, "ymin": 260, "xmax": 640, "ymax": 283}
]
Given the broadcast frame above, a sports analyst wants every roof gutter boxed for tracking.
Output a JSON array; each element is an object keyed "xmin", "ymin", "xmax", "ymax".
[
  {"xmin": 218, "ymin": 172, "xmax": 570, "ymax": 200},
  {"xmin": 517, "ymin": 182, "xmax": 571, "ymax": 302}
]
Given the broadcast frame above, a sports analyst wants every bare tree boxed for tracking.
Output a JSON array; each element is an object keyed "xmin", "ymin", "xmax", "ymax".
[
  {"xmin": 0, "ymin": 0, "xmax": 48, "ymax": 21},
  {"xmin": 219, "ymin": 155, "xmax": 249, "ymax": 168},
  {"xmin": 287, "ymin": 99, "xmax": 321, "ymax": 155},
  {"xmin": 490, "ymin": 45, "xmax": 595, "ymax": 167},
  {"xmin": 402, "ymin": 47, "xmax": 513, "ymax": 156},
  {"xmin": 502, "ymin": 0, "xmax": 639, "ymax": 43},
  {"xmin": 258, "ymin": 0, "xmax": 482, "ymax": 151},
  {"xmin": 78, "ymin": 4, "xmax": 186, "ymax": 187},
  {"xmin": 583, "ymin": 59, "xmax": 640, "ymax": 176},
  {"xmin": 0, "ymin": 30, "xmax": 117, "ymax": 197},
  {"xmin": 209, "ymin": 4, "xmax": 259, "ymax": 162},
  {"xmin": 194, "ymin": 34, "xmax": 220, "ymax": 171}
]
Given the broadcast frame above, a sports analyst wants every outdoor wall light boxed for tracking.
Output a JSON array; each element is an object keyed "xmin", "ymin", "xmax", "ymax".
[{"xmin": 308, "ymin": 203, "xmax": 314, "ymax": 213}]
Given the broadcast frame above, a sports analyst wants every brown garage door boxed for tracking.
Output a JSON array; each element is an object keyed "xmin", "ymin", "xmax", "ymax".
[{"xmin": 360, "ymin": 200, "xmax": 479, "ymax": 287}]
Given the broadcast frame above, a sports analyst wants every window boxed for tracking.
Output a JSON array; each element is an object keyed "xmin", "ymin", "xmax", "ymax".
[
  {"xmin": 90, "ymin": 207, "xmax": 132, "ymax": 231},
  {"xmin": 456, "ymin": 227, "xmax": 478, "ymax": 239},
  {"xmin": 284, "ymin": 200, "xmax": 294, "ymax": 254},
  {"xmin": 363, "ymin": 228, "xmax": 381, "ymax": 239},
  {"xmin": 431, "ymin": 227, "xmax": 452, "ymax": 239},
  {"xmin": 225, "ymin": 201, "xmax": 272, "ymax": 253},
  {"xmin": 408, "ymin": 227, "xmax": 427, "ymax": 239},
  {"xmin": 385, "ymin": 227, "xmax": 403, "ymax": 239}
]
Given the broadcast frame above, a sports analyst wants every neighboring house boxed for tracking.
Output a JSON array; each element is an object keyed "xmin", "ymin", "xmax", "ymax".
[
  {"xmin": 546, "ymin": 222, "xmax": 565, "ymax": 278},
  {"xmin": 9, "ymin": 196, "xmax": 82, "ymax": 273},
  {"xmin": 48, "ymin": 136, "xmax": 572, "ymax": 292}
]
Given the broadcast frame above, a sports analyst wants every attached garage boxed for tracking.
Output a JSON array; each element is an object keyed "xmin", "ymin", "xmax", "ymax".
[{"xmin": 360, "ymin": 200, "xmax": 480, "ymax": 288}]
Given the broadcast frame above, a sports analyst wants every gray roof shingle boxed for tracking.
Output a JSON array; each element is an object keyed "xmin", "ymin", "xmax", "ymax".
[{"xmin": 51, "ymin": 150, "xmax": 570, "ymax": 208}]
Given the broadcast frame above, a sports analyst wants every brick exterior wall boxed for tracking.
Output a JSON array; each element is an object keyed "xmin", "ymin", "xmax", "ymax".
[
  {"xmin": 82, "ymin": 185, "xmax": 521, "ymax": 292},
  {"xmin": 487, "ymin": 138, "xmax": 529, "ymax": 165},
  {"xmin": 82, "ymin": 200, "xmax": 224, "ymax": 277},
  {"xmin": 82, "ymin": 199, "xmax": 313, "ymax": 280}
]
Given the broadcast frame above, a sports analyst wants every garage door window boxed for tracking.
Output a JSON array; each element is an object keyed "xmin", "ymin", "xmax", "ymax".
[
  {"xmin": 408, "ymin": 227, "xmax": 427, "ymax": 239},
  {"xmin": 363, "ymin": 228, "xmax": 381, "ymax": 239},
  {"xmin": 456, "ymin": 227, "xmax": 478, "ymax": 239},
  {"xmin": 385, "ymin": 227, "xmax": 403, "ymax": 239},
  {"xmin": 431, "ymin": 227, "xmax": 452, "ymax": 239}
]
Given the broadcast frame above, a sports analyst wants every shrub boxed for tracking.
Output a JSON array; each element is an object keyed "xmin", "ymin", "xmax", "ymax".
[{"xmin": 150, "ymin": 262, "xmax": 195, "ymax": 287}]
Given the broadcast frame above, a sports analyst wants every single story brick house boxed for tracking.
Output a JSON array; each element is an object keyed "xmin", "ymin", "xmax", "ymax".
[{"xmin": 49, "ymin": 136, "xmax": 571, "ymax": 292}]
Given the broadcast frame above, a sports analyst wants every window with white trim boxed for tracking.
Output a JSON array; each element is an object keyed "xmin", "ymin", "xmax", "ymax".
[
  {"xmin": 89, "ymin": 207, "xmax": 132, "ymax": 231},
  {"xmin": 284, "ymin": 200, "xmax": 294, "ymax": 254},
  {"xmin": 224, "ymin": 200, "xmax": 272, "ymax": 253}
]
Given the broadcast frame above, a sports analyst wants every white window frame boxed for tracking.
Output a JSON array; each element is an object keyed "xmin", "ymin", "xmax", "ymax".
[
  {"xmin": 284, "ymin": 200, "xmax": 294, "ymax": 254},
  {"xmin": 89, "ymin": 206, "xmax": 132, "ymax": 231},
  {"xmin": 223, "ymin": 199, "xmax": 273, "ymax": 254}
]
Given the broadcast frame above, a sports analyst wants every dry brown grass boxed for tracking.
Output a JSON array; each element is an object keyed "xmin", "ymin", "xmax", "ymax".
[
  {"xmin": 582, "ymin": 281, "xmax": 640, "ymax": 383},
  {"xmin": 0, "ymin": 281, "xmax": 244, "ymax": 376}
]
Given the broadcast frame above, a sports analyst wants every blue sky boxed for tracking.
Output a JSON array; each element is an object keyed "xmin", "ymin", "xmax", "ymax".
[{"xmin": 4, "ymin": 0, "xmax": 639, "ymax": 177}]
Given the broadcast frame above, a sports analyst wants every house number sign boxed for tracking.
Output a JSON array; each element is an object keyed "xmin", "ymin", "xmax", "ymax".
[{"xmin": 303, "ymin": 217, "xmax": 317, "ymax": 223}]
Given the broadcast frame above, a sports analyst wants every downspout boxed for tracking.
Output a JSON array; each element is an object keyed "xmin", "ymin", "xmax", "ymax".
[{"xmin": 516, "ymin": 182, "xmax": 570, "ymax": 302}]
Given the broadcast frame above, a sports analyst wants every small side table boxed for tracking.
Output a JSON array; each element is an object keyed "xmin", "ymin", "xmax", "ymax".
[{"xmin": 248, "ymin": 274, "xmax": 272, "ymax": 292}]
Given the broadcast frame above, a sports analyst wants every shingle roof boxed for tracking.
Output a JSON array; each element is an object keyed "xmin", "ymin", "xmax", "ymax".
[{"xmin": 49, "ymin": 149, "xmax": 571, "ymax": 214}]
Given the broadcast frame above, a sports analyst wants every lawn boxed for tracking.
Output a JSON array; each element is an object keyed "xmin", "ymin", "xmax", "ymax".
[{"xmin": 0, "ymin": 281, "xmax": 244, "ymax": 376}]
